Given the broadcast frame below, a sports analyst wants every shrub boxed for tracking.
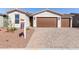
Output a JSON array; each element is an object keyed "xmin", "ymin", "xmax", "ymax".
[
  {"xmin": 6, "ymin": 27, "xmax": 17, "ymax": 32},
  {"xmin": 12, "ymin": 27, "xmax": 17, "ymax": 31},
  {"xmin": 26, "ymin": 28, "xmax": 30, "ymax": 31}
]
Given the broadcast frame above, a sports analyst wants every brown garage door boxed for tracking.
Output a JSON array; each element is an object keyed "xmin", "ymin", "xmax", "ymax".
[
  {"xmin": 61, "ymin": 18, "xmax": 70, "ymax": 27},
  {"xmin": 37, "ymin": 17, "xmax": 57, "ymax": 27}
]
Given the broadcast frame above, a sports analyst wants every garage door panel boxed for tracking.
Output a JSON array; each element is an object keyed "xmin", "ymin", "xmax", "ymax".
[
  {"xmin": 37, "ymin": 17, "xmax": 57, "ymax": 27},
  {"xmin": 61, "ymin": 19, "xmax": 70, "ymax": 27}
]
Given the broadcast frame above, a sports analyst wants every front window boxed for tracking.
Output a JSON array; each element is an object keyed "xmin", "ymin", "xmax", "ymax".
[{"xmin": 15, "ymin": 14, "xmax": 19, "ymax": 24}]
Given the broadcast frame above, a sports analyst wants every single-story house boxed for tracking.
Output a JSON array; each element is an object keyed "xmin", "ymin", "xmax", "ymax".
[
  {"xmin": 31, "ymin": 10, "xmax": 73, "ymax": 28},
  {"xmin": 0, "ymin": 9, "xmax": 75, "ymax": 29},
  {"xmin": 0, "ymin": 14, "xmax": 4, "ymax": 27}
]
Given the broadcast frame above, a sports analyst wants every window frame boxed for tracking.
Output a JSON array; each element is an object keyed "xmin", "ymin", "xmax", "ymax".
[{"xmin": 15, "ymin": 14, "xmax": 20, "ymax": 24}]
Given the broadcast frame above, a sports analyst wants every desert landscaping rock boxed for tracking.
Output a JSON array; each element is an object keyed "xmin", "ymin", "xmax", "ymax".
[
  {"xmin": 0, "ymin": 28, "xmax": 34, "ymax": 48},
  {"xmin": 27, "ymin": 28, "xmax": 79, "ymax": 48}
]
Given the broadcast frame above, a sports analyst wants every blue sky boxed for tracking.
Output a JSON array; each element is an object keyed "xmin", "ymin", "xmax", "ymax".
[{"xmin": 1, "ymin": 8, "xmax": 79, "ymax": 14}]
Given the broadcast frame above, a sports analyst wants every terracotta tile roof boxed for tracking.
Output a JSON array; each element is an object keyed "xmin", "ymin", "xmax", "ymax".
[
  {"xmin": 7, "ymin": 9, "xmax": 32, "ymax": 16},
  {"xmin": 31, "ymin": 9, "xmax": 63, "ymax": 16}
]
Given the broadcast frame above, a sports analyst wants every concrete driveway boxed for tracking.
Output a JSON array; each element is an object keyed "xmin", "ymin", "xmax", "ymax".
[{"xmin": 27, "ymin": 28, "xmax": 79, "ymax": 48}]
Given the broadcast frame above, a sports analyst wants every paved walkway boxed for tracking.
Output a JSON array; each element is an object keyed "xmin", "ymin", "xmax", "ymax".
[{"xmin": 27, "ymin": 28, "xmax": 79, "ymax": 48}]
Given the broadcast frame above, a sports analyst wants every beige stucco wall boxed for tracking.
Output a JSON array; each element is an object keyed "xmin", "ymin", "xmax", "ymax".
[
  {"xmin": 33, "ymin": 12, "xmax": 61, "ymax": 17},
  {"xmin": 0, "ymin": 16, "xmax": 4, "ymax": 27},
  {"xmin": 8, "ymin": 11, "xmax": 30, "ymax": 28},
  {"xmin": 33, "ymin": 11, "xmax": 61, "ymax": 28}
]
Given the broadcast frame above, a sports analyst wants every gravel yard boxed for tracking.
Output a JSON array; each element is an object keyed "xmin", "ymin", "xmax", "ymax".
[
  {"xmin": 1, "ymin": 27, "xmax": 79, "ymax": 48},
  {"xmin": 0, "ymin": 28, "xmax": 34, "ymax": 48},
  {"xmin": 27, "ymin": 28, "xmax": 79, "ymax": 48}
]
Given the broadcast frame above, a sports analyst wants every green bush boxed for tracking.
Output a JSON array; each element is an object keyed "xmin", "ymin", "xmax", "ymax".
[
  {"xmin": 26, "ymin": 28, "xmax": 30, "ymax": 31},
  {"xmin": 6, "ymin": 27, "xmax": 17, "ymax": 32}
]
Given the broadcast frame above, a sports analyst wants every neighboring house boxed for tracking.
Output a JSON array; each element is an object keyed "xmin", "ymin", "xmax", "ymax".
[
  {"xmin": 0, "ymin": 14, "xmax": 4, "ymax": 27},
  {"xmin": 0, "ymin": 9, "xmax": 76, "ymax": 29},
  {"xmin": 71, "ymin": 13, "xmax": 79, "ymax": 27}
]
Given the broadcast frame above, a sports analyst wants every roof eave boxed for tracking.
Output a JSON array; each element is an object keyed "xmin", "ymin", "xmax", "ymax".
[
  {"xmin": 7, "ymin": 9, "xmax": 31, "ymax": 17},
  {"xmin": 31, "ymin": 10, "xmax": 62, "ymax": 16}
]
